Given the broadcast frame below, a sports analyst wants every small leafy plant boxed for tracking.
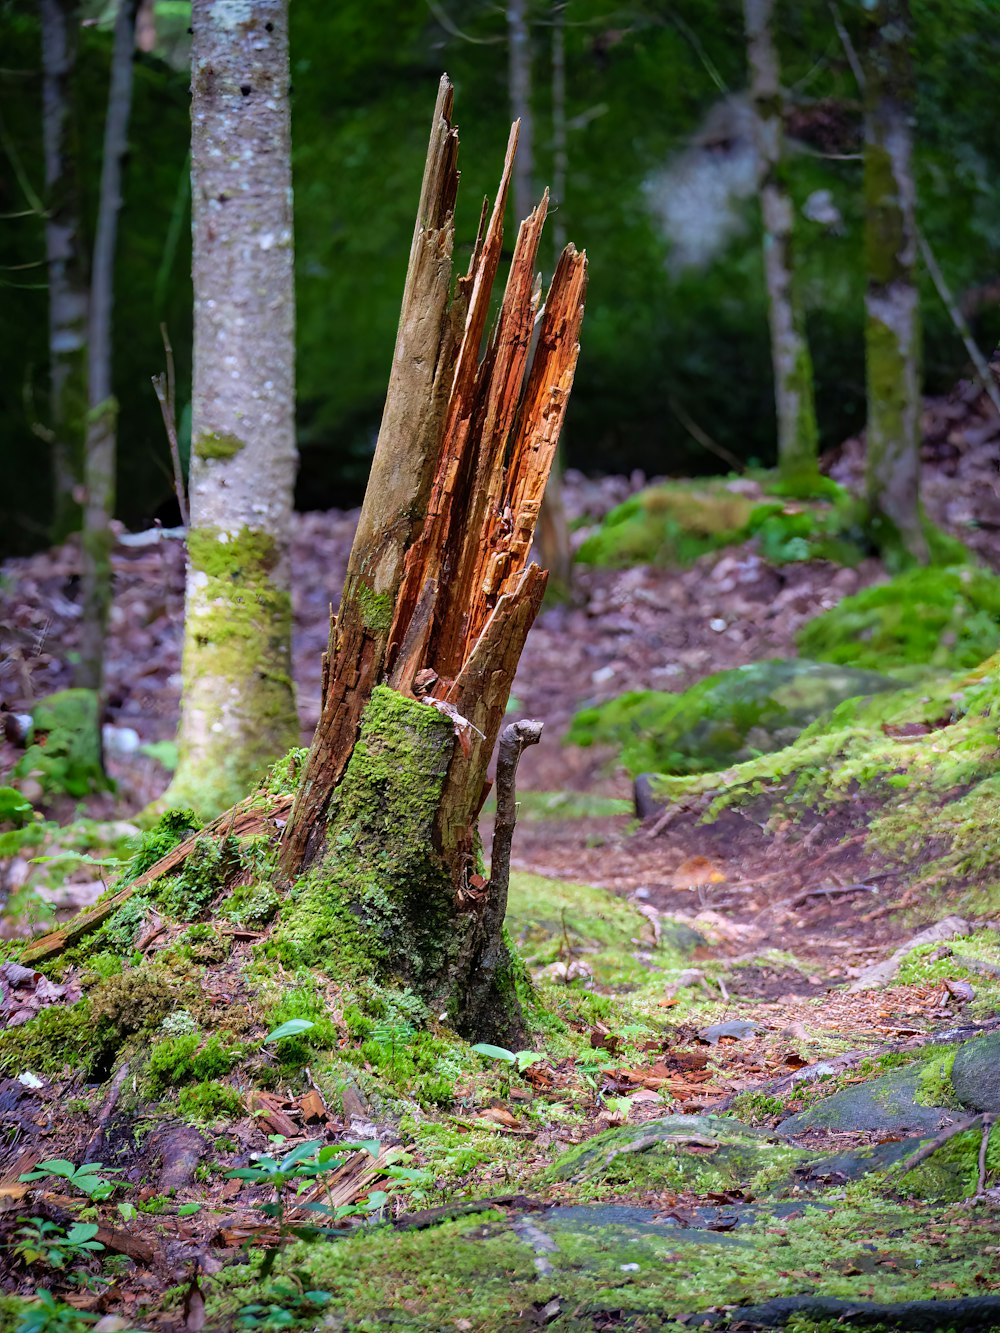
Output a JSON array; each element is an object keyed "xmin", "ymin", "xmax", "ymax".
[
  {"xmin": 235, "ymin": 1283, "xmax": 332, "ymax": 1329},
  {"xmin": 13, "ymin": 1219, "xmax": 105, "ymax": 1272},
  {"xmin": 471, "ymin": 1043, "xmax": 542, "ymax": 1073},
  {"xmin": 15, "ymin": 1288, "xmax": 97, "ymax": 1333},
  {"xmin": 225, "ymin": 1139, "xmax": 381, "ymax": 1274},
  {"xmin": 19, "ymin": 1160, "xmax": 120, "ymax": 1201}
]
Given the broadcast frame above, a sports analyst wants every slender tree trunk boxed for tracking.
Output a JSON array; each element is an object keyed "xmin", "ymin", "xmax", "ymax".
[
  {"xmin": 78, "ymin": 0, "xmax": 139, "ymax": 698},
  {"xmin": 166, "ymin": 0, "xmax": 300, "ymax": 817},
  {"xmin": 507, "ymin": 0, "xmax": 573, "ymax": 592},
  {"xmin": 861, "ymin": 0, "xmax": 926, "ymax": 561},
  {"xmin": 743, "ymin": 0, "xmax": 820, "ymax": 493},
  {"xmin": 551, "ymin": 0, "xmax": 567, "ymax": 258},
  {"xmin": 40, "ymin": 0, "xmax": 89, "ymax": 543}
]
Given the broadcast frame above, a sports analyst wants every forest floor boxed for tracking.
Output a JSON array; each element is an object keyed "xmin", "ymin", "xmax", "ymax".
[{"xmin": 1, "ymin": 384, "xmax": 1000, "ymax": 1330}]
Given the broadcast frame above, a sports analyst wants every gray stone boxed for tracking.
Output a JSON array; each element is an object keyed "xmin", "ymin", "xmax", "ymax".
[
  {"xmin": 951, "ymin": 1034, "xmax": 1000, "ymax": 1113},
  {"xmin": 779, "ymin": 1067, "xmax": 953, "ymax": 1136}
]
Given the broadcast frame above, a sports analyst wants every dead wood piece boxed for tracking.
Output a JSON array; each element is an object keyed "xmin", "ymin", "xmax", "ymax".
[
  {"xmin": 848, "ymin": 915, "xmax": 972, "ymax": 992},
  {"xmin": 20, "ymin": 793, "xmax": 292, "ymax": 965},
  {"xmin": 83, "ymin": 1060, "xmax": 131, "ymax": 1161}
]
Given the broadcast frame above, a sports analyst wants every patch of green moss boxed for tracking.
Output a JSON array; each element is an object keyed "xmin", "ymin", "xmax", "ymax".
[
  {"xmin": 576, "ymin": 478, "xmax": 766, "ymax": 568},
  {"xmin": 264, "ymin": 984, "xmax": 340, "ymax": 1071},
  {"xmin": 915, "ymin": 1047, "xmax": 960, "ymax": 1109},
  {"xmin": 575, "ymin": 476, "xmax": 867, "ymax": 570},
  {"xmin": 146, "ymin": 1031, "xmax": 246, "ymax": 1095},
  {"xmin": 260, "ymin": 747, "xmax": 309, "ymax": 797},
  {"xmin": 0, "ymin": 998, "xmax": 93, "ymax": 1076},
  {"xmin": 119, "ymin": 808, "xmax": 201, "ymax": 885},
  {"xmin": 90, "ymin": 968, "xmax": 177, "ymax": 1037},
  {"xmin": 220, "ymin": 880, "xmax": 280, "ymax": 928},
  {"xmin": 151, "ymin": 835, "xmax": 238, "ymax": 921},
  {"xmin": 14, "ymin": 688, "xmax": 109, "ymax": 796},
  {"xmin": 797, "ymin": 565, "xmax": 1000, "ymax": 672},
  {"xmin": 194, "ymin": 430, "xmax": 245, "ymax": 460},
  {"xmin": 568, "ymin": 660, "xmax": 899, "ymax": 778},
  {"xmin": 187, "ymin": 525, "xmax": 279, "ymax": 580},
  {"xmin": 353, "ymin": 578, "xmax": 394, "ymax": 635},
  {"xmin": 177, "ymin": 1079, "xmax": 244, "ymax": 1122},
  {"xmin": 899, "ymin": 1124, "xmax": 1000, "ymax": 1202}
]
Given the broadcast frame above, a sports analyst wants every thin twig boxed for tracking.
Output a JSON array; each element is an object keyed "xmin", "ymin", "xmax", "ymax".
[
  {"xmin": 828, "ymin": 0, "xmax": 865, "ymax": 92},
  {"xmin": 151, "ymin": 322, "xmax": 189, "ymax": 527},
  {"xmin": 891, "ymin": 1115, "xmax": 981, "ymax": 1177},
  {"xmin": 669, "ymin": 396, "xmax": 745, "ymax": 474},
  {"xmin": 489, "ymin": 719, "xmax": 544, "ymax": 904},
  {"xmin": 918, "ymin": 231, "xmax": 1000, "ymax": 418}
]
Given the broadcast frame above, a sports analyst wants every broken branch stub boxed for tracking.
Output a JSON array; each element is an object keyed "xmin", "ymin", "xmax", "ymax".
[{"xmin": 281, "ymin": 77, "xmax": 587, "ymax": 876}]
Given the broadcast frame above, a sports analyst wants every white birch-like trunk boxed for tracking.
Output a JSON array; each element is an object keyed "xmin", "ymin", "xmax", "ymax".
[
  {"xmin": 167, "ymin": 0, "xmax": 299, "ymax": 816},
  {"xmin": 862, "ymin": 0, "xmax": 925, "ymax": 561},
  {"xmin": 40, "ymin": 0, "xmax": 89, "ymax": 542},
  {"xmin": 744, "ymin": 0, "xmax": 819, "ymax": 492}
]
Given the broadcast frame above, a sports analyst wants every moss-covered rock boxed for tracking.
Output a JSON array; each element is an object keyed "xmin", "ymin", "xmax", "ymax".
[
  {"xmin": 642, "ymin": 652, "xmax": 1000, "ymax": 908},
  {"xmin": 575, "ymin": 476, "xmax": 870, "ymax": 570},
  {"xmin": 568, "ymin": 659, "xmax": 900, "ymax": 777},
  {"xmin": 14, "ymin": 689, "xmax": 108, "ymax": 797},
  {"xmin": 778, "ymin": 1066, "xmax": 952, "ymax": 1136},
  {"xmin": 797, "ymin": 564, "xmax": 1000, "ymax": 672},
  {"xmin": 950, "ymin": 1033, "xmax": 1000, "ymax": 1113}
]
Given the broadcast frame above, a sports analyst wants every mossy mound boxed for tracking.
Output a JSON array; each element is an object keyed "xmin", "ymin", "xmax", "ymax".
[
  {"xmin": 643, "ymin": 652, "xmax": 1000, "ymax": 908},
  {"xmin": 796, "ymin": 564, "xmax": 1000, "ymax": 672},
  {"xmin": 13, "ymin": 689, "xmax": 108, "ymax": 797},
  {"xmin": 568, "ymin": 659, "xmax": 900, "ymax": 777},
  {"xmin": 199, "ymin": 1194, "xmax": 999, "ymax": 1332},
  {"xmin": 575, "ymin": 476, "xmax": 867, "ymax": 570}
]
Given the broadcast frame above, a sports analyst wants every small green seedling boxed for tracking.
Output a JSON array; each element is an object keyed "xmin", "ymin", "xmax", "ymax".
[
  {"xmin": 263, "ymin": 1019, "xmax": 316, "ymax": 1043},
  {"xmin": 224, "ymin": 1139, "xmax": 381, "ymax": 1274},
  {"xmin": 19, "ymin": 1160, "xmax": 120, "ymax": 1201},
  {"xmin": 15, "ymin": 1288, "xmax": 98, "ymax": 1333},
  {"xmin": 13, "ymin": 1220, "xmax": 104, "ymax": 1271},
  {"xmin": 471, "ymin": 1043, "xmax": 543, "ymax": 1073}
]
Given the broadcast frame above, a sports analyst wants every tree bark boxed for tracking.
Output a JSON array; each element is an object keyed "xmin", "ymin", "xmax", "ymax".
[
  {"xmin": 78, "ymin": 0, "xmax": 139, "ymax": 701},
  {"xmin": 278, "ymin": 79, "xmax": 586, "ymax": 1037},
  {"xmin": 40, "ymin": 0, "xmax": 89, "ymax": 543},
  {"xmin": 166, "ymin": 0, "xmax": 300, "ymax": 817},
  {"xmin": 861, "ymin": 0, "xmax": 926, "ymax": 561},
  {"xmin": 506, "ymin": 0, "xmax": 573, "ymax": 592},
  {"xmin": 743, "ymin": 0, "xmax": 820, "ymax": 493}
]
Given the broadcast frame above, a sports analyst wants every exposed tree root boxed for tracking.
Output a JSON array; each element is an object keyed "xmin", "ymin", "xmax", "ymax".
[{"xmin": 680, "ymin": 1295, "xmax": 1000, "ymax": 1330}]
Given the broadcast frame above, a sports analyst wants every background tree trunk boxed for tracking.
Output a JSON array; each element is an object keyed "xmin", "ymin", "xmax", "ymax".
[
  {"xmin": 279, "ymin": 80, "xmax": 586, "ymax": 1038},
  {"xmin": 743, "ymin": 0, "xmax": 820, "ymax": 494},
  {"xmin": 507, "ymin": 0, "xmax": 573, "ymax": 593},
  {"xmin": 40, "ymin": 0, "xmax": 89, "ymax": 543},
  {"xmin": 166, "ymin": 0, "xmax": 299, "ymax": 817},
  {"xmin": 78, "ymin": 0, "xmax": 139, "ymax": 700},
  {"xmin": 861, "ymin": 0, "xmax": 926, "ymax": 561}
]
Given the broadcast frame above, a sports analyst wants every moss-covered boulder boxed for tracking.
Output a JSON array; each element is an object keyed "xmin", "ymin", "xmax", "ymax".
[
  {"xmin": 778, "ymin": 1066, "xmax": 953, "ymax": 1137},
  {"xmin": 13, "ymin": 689, "xmax": 108, "ymax": 797},
  {"xmin": 575, "ymin": 476, "xmax": 867, "ymax": 570},
  {"xmin": 548, "ymin": 1115, "xmax": 807, "ymax": 1194},
  {"xmin": 951, "ymin": 1034, "xmax": 1000, "ymax": 1113},
  {"xmin": 568, "ymin": 659, "xmax": 900, "ymax": 777},
  {"xmin": 796, "ymin": 565, "xmax": 1000, "ymax": 672}
]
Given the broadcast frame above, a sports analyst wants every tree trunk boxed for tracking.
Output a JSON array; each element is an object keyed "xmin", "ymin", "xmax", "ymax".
[
  {"xmin": 78, "ymin": 0, "xmax": 139, "ymax": 701},
  {"xmin": 279, "ymin": 78, "xmax": 586, "ymax": 1038},
  {"xmin": 861, "ymin": 0, "xmax": 926, "ymax": 561},
  {"xmin": 40, "ymin": 0, "xmax": 89, "ymax": 543},
  {"xmin": 165, "ymin": 0, "xmax": 300, "ymax": 817},
  {"xmin": 743, "ymin": 0, "xmax": 820, "ymax": 494},
  {"xmin": 507, "ymin": 0, "xmax": 574, "ymax": 592}
]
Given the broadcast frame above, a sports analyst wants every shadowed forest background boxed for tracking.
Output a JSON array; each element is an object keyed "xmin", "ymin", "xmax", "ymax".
[{"xmin": 3, "ymin": 0, "xmax": 1000, "ymax": 553}]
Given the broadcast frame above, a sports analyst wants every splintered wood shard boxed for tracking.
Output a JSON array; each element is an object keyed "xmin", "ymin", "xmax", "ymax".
[{"xmin": 278, "ymin": 77, "xmax": 586, "ymax": 875}]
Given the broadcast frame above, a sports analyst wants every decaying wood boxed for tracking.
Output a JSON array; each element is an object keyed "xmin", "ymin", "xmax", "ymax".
[
  {"xmin": 20, "ymin": 794, "xmax": 292, "ymax": 965},
  {"xmin": 281, "ymin": 75, "xmax": 586, "ymax": 875}
]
